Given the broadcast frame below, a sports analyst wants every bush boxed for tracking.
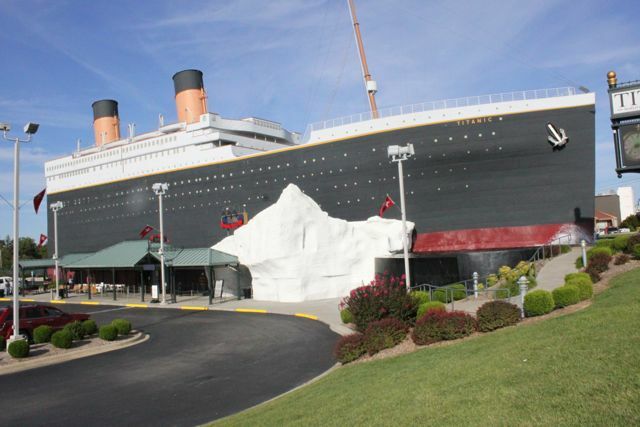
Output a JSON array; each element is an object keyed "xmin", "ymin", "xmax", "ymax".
[
  {"xmin": 587, "ymin": 252, "xmax": 612, "ymax": 273},
  {"xmin": 564, "ymin": 272, "xmax": 591, "ymax": 283},
  {"xmin": 363, "ymin": 318, "xmax": 408, "ymax": 355},
  {"xmin": 614, "ymin": 253, "xmax": 630, "ymax": 265},
  {"xmin": 450, "ymin": 283, "xmax": 467, "ymax": 301},
  {"xmin": 333, "ymin": 333, "xmax": 366, "ymax": 364},
  {"xmin": 63, "ymin": 321, "xmax": 86, "ymax": 341},
  {"xmin": 575, "ymin": 256, "xmax": 584, "ymax": 269},
  {"xmin": 552, "ymin": 285, "xmax": 580, "ymax": 308},
  {"xmin": 51, "ymin": 330, "xmax": 73, "ymax": 349},
  {"xmin": 416, "ymin": 301, "xmax": 446, "ymax": 319},
  {"xmin": 476, "ymin": 300, "xmax": 521, "ymax": 332},
  {"xmin": 634, "ymin": 244, "xmax": 640, "ymax": 259},
  {"xmin": 587, "ymin": 246, "xmax": 612, "ymax": 260},
  {"xmin": 613, "ymin": 235, "xmax": 630, "ymax": 252},
  {"xmin": 33, "ymin": 325, "xmax": 54, "ymax": 344},
  {"xmin": 99, "ymin": 325, "xmax": 118, "ymax": 341},
  {"xmin": 0, "ymin": 336, "xmax": 5, "ymax": 351},
  {"xmin": 343, "ymin": 273, "xmax": 417, "ymax": 332},
  {"xmin": 340, "ymin": 308, "xmax": 354, "ymax": 324},
  {"xmin": 432, "ymin": 289, "xmax": 451, "ymax": 303},
  {"xmin": 82, "ymin": 319, "xmax": 98, "ymax": 336},
  {"xmin": 565, "ymin": 277, "xmax": 593, "ymax": 301},
  {"xmin": 8, "ymin": 339, "xmax": 29, "ymax": 358},
  {"xmin": 626, "ymin": 234, "xmax": 640, "ymax": 253},
  {"xmin": 595, "ymin": 239, "xmax": 616, "ymax": 251},
  {"xmin": 411, "ymin": 311, "xmax": 476, "ymax": 345},
  {"xmin": 584, "ymin": 265, "xmax": 601, "ymax": 283},
  {"xmin": 411, "ymin": 290, "xmax": 431, "ymax": 306},
  {"xmin": 523, "ymin": 290, "xmax": 554, "ymax": 317},
  {"xmin": 111, "ymin": 319, "xmax": 132, "ymax": 335}
]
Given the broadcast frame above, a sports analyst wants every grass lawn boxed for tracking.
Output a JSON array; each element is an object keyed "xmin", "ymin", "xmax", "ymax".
[{"xmin": 215, "ymin": 268, "xmax": 640, "ymax": 426}]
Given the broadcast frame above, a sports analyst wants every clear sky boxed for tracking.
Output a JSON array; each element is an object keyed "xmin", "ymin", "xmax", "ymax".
[{"xmin": 0, "ymin": 0, "xmax": 639, "ymax": 240}]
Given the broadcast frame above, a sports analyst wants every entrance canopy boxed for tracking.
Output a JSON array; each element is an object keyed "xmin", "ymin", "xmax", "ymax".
[{"xmin": 19, "ymin": 252, "xmax": 93, "ymax": 271}]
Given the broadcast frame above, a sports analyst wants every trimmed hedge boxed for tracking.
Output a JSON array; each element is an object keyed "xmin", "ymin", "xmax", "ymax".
[
  {"xmin": 613, "ymin": 235, "xmax": 630, "ymax": 252},
  {"xmin": 334, "ymin": 333, "xmax": 366, "ymax": 364},
  {"xmin": 112, "ymin": 319, "xmax": 132, "ymax": 335},
  {"xmin": 476, "ymin": 300, "xmax": 521, "ymax": 332},
  {"xmin": 450, "ymin": 284, "xmax": 467, "ymax": 301},
  {"xmin": 8, "ymin": 339, "xmax": 29, "ymax": 358},
  {"xmin": 565, "ymin": 277, "xmax": 593, "ymax": 301},
  {"xmin": 432, "ymin": 289, "xmax": 450, "ymax": 303},
  {"xmin": 51, "ymin": 330, "xmax": 73, "ymax": 349},
  {"xmin": 552, "ymin": 285, "xmax": 580, "ymax": 308},
  {"xmin": 33, "ymin": 325, "xmax": 54, "ymax": 344},
  {"xmin": 63, "ymin": 321, "xmax": 85, "ymax": 341},
  {"xmin": 587, "ymin": 246, "xmax": 613, "ymax": 260},
  {"xmin": 614, "ymin": 253, "xmax": 631, "ymax": 265},
  {"xmin": 416, "ymin": 301, "xmax": 446, "ymax": 319},
  {"xmin": 99, "ymin": 325, "xmax": 118, "ymax": 341},
  {"xmin": 626, "ymin": 234, "xmax": 640, "ymax": 253},
  {"xmin": 411, "ymin": 310, "xmax": 476, "ymax": 345},
  {"xmin": 595, "ymin": 239, "xmax": 616, "ymax": 250},
  {"xmin": 524, "ymin": 290, "xmax": 554, "ymax": 317},
  {"xmin": 634, "ymin": 244, "xmax": 640, "ymax": 259},
  {"xmin": 587, "ymin": 252, "xmax": 612, "ymax": 273},
  {"xmin": 575, "ymin": 256, "xmax": 584, "ymax": 269},
  {"xmin": 363, "ymin": 318, "xmax": 408, "ymax": 355},
  {"xmin": 411, "ymin": 290, "xmax": 431, "ymax": 306},
  {"xmin": 82, "ymin": 319, "xmax": 98, "ymax": 336},
  {"xmin": 564, "ymin": 272, "xmax": 591, "ymax": 283},
  {"xmin": 340, "ymin": 308, "xmax": 354, "ymax": 324}
]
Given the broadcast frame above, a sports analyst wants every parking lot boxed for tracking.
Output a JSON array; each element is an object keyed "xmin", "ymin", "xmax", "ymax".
[{"xmin": 0, "ymin": 302, "xmax": 338, "ymax": 426}]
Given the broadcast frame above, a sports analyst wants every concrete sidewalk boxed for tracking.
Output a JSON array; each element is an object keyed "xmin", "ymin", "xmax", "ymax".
[{"xmin": 8, "ymin": 291, "xmax": 352, "ymax": 335}]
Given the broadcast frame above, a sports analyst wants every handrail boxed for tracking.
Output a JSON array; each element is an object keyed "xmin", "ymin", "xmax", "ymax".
[
  {"xmin": 410, "ymin": 283, "xmax": 512, "ymax": 310},
  {"xmin": 304, "ymin": 87, "xmax": 577, "ymax": 138}
]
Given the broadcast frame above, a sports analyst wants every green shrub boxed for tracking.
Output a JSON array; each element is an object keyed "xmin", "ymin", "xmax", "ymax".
[
  {"xmin": 575, "ymin": 256, "xmax": 584, "ymax": 269},
  {"xmin": 82, "ymin": 319, "xmax": 98, "ymax": 336},
  {"xmin": 626, "ymin": 234, "xmax": 640, "ymax": 253},
  {"xmin": 564, "ymin": 272, "xmax": 591, "ymax": 283},
  {"xmin": 587, "ymin": 252, "xmax": 612, "ymax": 273},
  {"xmin": 450, "ymin": 283, "xmax": 467, "ymax": 301},
  {"xmin": 614, "ymin": 253, "xmax": 631, "ymax": 265},
  {"xmin": 99, "ymin": 325, "xmax": 118, "ymax": 341},
  {"xmin": 411, "ymin": 311, "xmax": 476, "ymax": 345},
  {"xmin": 0, "ymin": 336, "xmax": 5, "ymax": 351},
  {"xmin": 411, "ymin": 290, "xmax": 431, "ymax": 306},
  {"xmin": 8, "ymin": 339, "xmax": 29, "ymax": 358},
  {"xmin": 587, "ymin": 246, "xmax": 612, "ymax": 260},
  {"xmin": 111, "ymin": 319, "xmax": 132, "ymax": 335},
  {"xmin": 566, "ymin": 277, "xmax": 593, "ymax": 301},
  {"xmin": 560, "ymin": 244, "xmax": 571, "ymax": 254},
  {"xmin": 416, "ymin": 301, "xmax": 446, "ymax": 319},
  {"xmin": 33, "ymin": 325, "xmax": 54, "ymax": 344},
  {"xmin": 340, "ymin": 308, "xmax": 354, "ymax": 324},
  {"xmin": 476, "ymin": 300, "xmax": 521, "ymax": 332},
  {"xmin": 333, "ymin": 333, "xmax": 365, "ymax": 364},
  {"xmin": 552, "ymin": 285, "xmax": 580, "ymax": 308},
  {"xmin": 432, "ymin": 288, "xmax": 451, "ymax": 303},
  {"xmin": 634, "ymin": 244, "xmax": 640, "ymax": 259},
  {"xmin": 363, "ymin": 318, "xmax": 408, "ymax": 355},
  {"xmin": 51, "ymin": 330, "xmax": 73, "ymax": 349},
  {"xmin": 613, "ymin": 235, "xmax": 630, "ymax": 252},
  {"xmin": 595, "ymin": 239, "xmax": 616, "ymax": 251},
  {"xmin": 63, "ymin": 321, "xmax": 85, "ymax": 341},
  {"xmin": 524, "ymin": 290, "xmax": 554, "ymax": 317}
]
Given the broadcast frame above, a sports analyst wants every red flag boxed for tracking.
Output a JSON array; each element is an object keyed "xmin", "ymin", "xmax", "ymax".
[
  {"xmin": 37, "ymin": 234, "xmax": 47, "ymax": 248},
  {"xmin": 33, "ymin": 188, "xmax": 46, "ymax": 214},
  {"xmin": 139, "ymin": 225, "xmax": 154, "ymax": 239},
  {"xmin": 379, "ymin": 195, "xmax": 395, "ymax": 217}
]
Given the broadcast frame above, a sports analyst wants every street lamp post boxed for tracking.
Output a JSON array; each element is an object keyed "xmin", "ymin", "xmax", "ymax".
[
  {"xmin": 1, "ymin": 121, "xmax": 39, "ymax": 342},
  {"xmin": 152, "ymin": 183, "xmax": 169, "ymax": 304},
  {"xmin": 387, "ymin": 143, "xmax": 415, "ymax": 290},
  {"xmin": 50, "ymin": 201, "xmax": 64, "ymax": 300}
]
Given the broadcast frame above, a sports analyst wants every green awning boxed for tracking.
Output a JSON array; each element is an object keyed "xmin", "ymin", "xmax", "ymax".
[
  {"xmin": 65, "ymin": 241, "xmax": 151, "ymax": 269},
  {"xmin": 151, "ymin": 248, "xmax": 238, "ymax": 267}
]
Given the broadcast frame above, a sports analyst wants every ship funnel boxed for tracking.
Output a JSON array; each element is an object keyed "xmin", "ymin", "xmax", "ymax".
[
  {"xmin": 172, "ymin": 69, "xmax": 207, "ymax": 124},
  {"xmin": 92, "ymin": 99, "xmax": 121, "ymax": 146}
]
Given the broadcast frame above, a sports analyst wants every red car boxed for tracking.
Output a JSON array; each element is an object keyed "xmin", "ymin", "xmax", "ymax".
[{"xmin": 0, "ymin": 304, "xmax": 90, "ymax": 341}]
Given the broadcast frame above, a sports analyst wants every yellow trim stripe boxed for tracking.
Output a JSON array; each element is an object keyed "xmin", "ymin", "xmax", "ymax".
[
  {"xmin": 0, "ymin": 298, "xmax": 10, "ymax": 301},
  {"xmin": 180, "ymin": 306, "xmax": 208, "ymax": 311},
  {"xmin": 235, "ymin": 308, "xmax": 267, "ymax": 314},
  {"xmin": 20, "ymin": 298, "xmax": 35, "ymax": 302},
  {"xmin": 126, "ymin": 303, "xmax": 148, "ymax": 308},
  {"xmin": 47, "ymin": 103, "xmax": 592, "ymax": 195},
  {"xmin": 294, "ymin": 313, "xmax": 319, "ymax": 320},
  {"xmin": 80, "ymin": 301, "xmax": 100, "ymax": 305},
  {"xmin": 50, "ymin": 300, "xmax": 66, "ymax": 304}
]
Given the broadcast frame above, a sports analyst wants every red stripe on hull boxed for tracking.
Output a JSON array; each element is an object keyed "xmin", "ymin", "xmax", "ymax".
[{"xmin": 413, "ymin": 223, "xmax": 576, "ymax": 252}]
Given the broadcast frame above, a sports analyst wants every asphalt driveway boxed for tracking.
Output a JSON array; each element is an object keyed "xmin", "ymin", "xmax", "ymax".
[{"xmin": 0, "ymin": 303, "xmax": 338, "ymax": 426}]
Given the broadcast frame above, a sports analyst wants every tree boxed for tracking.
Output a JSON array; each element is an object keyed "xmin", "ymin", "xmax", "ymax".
[
  {"xmin": 0, "ymin": 236, "xmax": 46, "ymax": 274},
  {"xmin": 620, "ymin": 214, "xmax": 640, "ymax": 231}
]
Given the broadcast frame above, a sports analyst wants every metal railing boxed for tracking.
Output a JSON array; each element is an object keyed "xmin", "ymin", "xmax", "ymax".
[
  {"xmin": 410, "ymin": 282, "xmax": 512, "ymax": 311},
  {"xmin": 305, "ymin": 87, "xmax": 577, "ymax": 137},
  {"xmin": 528, "ymin": 233, "xmax": 573, "ymax": 263}
]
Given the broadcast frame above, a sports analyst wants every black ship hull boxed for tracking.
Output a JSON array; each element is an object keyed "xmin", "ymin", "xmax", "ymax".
[{"xmin": 48, "ymin": 104, "xmax": 595, "ymax": 264}]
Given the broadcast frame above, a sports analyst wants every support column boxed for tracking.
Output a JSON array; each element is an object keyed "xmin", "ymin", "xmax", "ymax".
[{"xmin": 112, "ymin": 268, "xmax": 116, "ymax": 301}]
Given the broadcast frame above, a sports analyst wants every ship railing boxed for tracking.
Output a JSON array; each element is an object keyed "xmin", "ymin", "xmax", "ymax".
[{"xmin": 303, "ymin": 86, "xmax": 577, "ymax": 139}]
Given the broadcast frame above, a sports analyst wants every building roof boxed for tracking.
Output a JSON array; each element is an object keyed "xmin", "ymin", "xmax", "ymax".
[
  {"xmin": 19, "ymin": 253, "xmax": 94, "ymax": 270},
  {"xmin": 151, "ymin": 248, "xmax": 237, "ymax": 267},
  {"xmin": 65, "ymin": 241, "xmax": 151, "ymax": 269},
  {"xmin": 595, "ymin": 210, "xmax": 618, "ymax": 220}
]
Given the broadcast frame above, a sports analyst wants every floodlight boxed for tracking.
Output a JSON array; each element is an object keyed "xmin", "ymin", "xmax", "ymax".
[
  {"xmin": 23, "ymin": 122, "xmax": 39, "ymax": 135},
  {"xmin": 0, "ymin": 123, "xmax": 10, "ymax": 132}
]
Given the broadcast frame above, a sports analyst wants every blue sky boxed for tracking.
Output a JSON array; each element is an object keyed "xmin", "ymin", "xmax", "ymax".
[{"xmin": 0, "ymin": 0, "xmax": 639, "ymax": 240}]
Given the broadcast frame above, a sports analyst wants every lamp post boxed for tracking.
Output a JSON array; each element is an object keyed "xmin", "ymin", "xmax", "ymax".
[
  {"xmin": 50, "ymin": 201, "xmax": 64, "ymax": 300},
  {"xmin": 387, "ymin": 143, "xmax": 415, "ymax": 290},
  {"xmin": 152, "ymin": 182, "xmax": 169, "ymax": 304},
  {"xmin": 1, "ymin": 121, "xmax": 39, "ymax": 342}
]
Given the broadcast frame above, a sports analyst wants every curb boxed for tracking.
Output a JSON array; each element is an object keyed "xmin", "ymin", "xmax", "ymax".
[
  {"xmin": 0, "ymin": 331, "xmax": 149, "ymax": 376},
  {"xmin": 181, "ymin": 306, "xmax": 208, "ymax": 311},
  {"xmin": 235, "ymin": 308, "xmax": 267, "ymax": 314}
]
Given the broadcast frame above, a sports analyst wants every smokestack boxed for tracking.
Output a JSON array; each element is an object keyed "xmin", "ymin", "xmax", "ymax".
[
  {"xmin": 172, "ymin": 69, "xmax": 207, "ymax": 124},
  {"xmin": 92, "ymin": 99, "xmax": 121, "ymax": 146}
]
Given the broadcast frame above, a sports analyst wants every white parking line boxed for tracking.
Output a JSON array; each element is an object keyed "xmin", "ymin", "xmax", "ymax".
[{"xmin": 89, "ymin": 307, "xmax": 130, "ymax": 314}]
